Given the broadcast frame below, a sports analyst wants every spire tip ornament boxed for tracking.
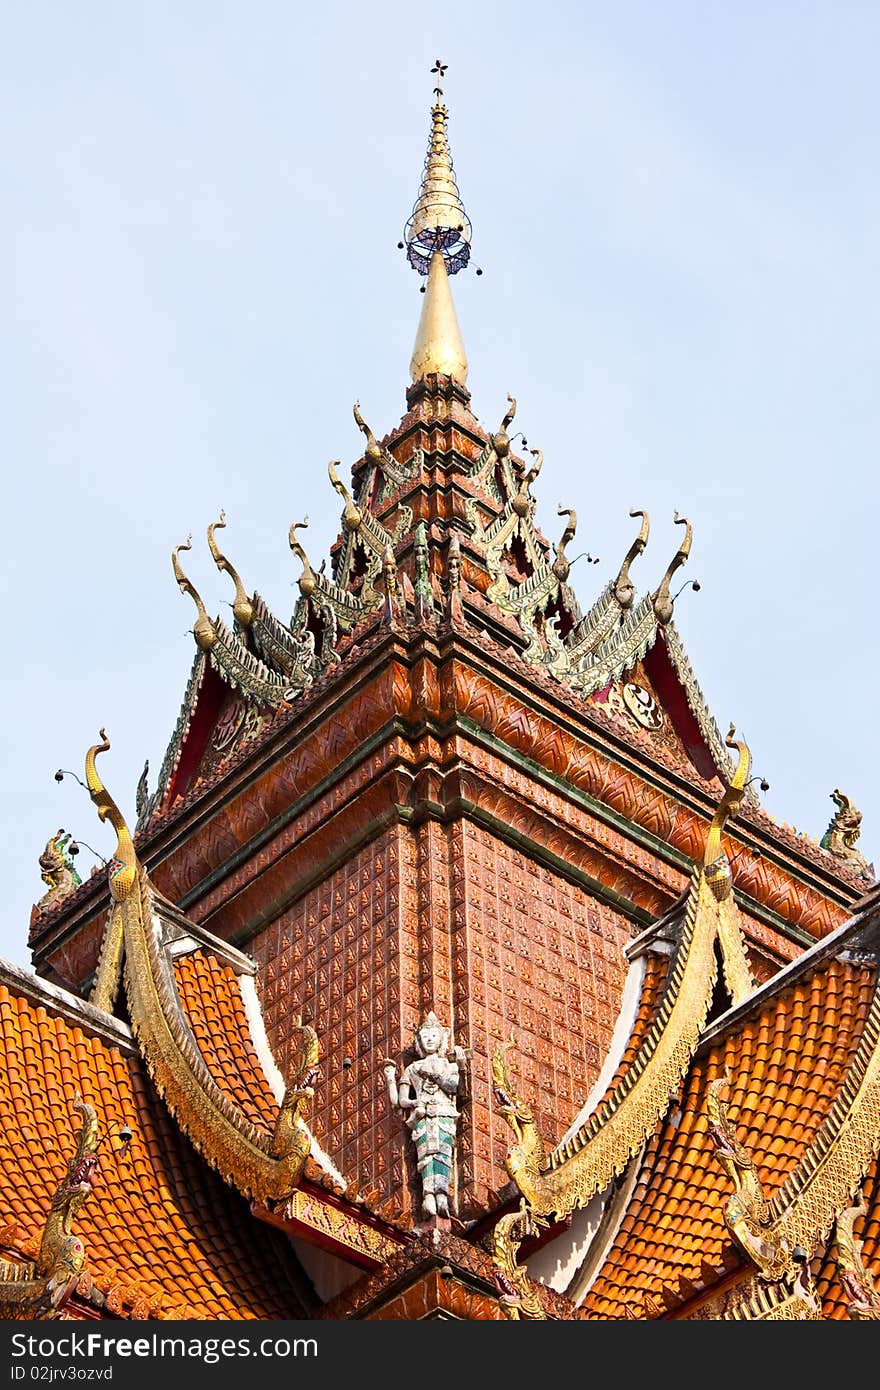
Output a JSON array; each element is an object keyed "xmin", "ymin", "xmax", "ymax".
[
  {"xmin": 406, "ymin": 61, "xmax": 471, "ymax": 384},
  {"xmin": 404, "ymin": 60, "xmax": 472, "ymax": 277}
]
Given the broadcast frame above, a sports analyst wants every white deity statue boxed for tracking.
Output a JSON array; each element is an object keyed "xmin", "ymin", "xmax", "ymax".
[{"xmin": 382, "ymin": 1011, "xmax": 468, "ymax": 1221}]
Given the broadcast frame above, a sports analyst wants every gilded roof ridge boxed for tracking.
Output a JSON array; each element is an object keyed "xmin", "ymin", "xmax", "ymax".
[
  {"xmin": 763, "ymin": 969, "xmax": 880, "ymax": 1250},
  {"xmin": 491, "ymin": 732, "xmax": 753, "ymax": 1220},
  {"xmin": 84, "ymin": 737, "xmax": 320, "ymax": 1204},
  {"xmin": 699, "ymin": 897, "xmax": 880, "ymax": 1051}
]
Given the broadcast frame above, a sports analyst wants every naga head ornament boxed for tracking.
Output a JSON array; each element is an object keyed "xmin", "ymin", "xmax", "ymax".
[
  {"xmin": 288, "ymin": 517, "xmax": 317, "ymax": 598},
  {"xmin": 553, "ymin": 505, "xmax": 577, "ymax": 582},
  {"xmin": 172, "ymin": 536, "xmax": 216, "ymax": 653},
  {"xmin": 353, "ymin": 402, "xmax": 383, "ymax": 466},
  {"xmin": 207, "ymin": 511, "xmax": 253, "ymax": 630},
  {"xmin": 703, "ymin": 725, "xmax": 751, "ymax": 900},
  {"xmin": 84, "ymin": 732, "xmax": 137, "ymax": 903},
  {"xmin": 614, "ymin": 509, "xmax": 650, "ymax": 609},
  {"xmin": 652, "ymin": 512, "xmax": 692, "ymax": 624},
  {"xmin": 493, "ymin": 394, "xmax": 516, "ymax": 459},
  {"xmin": 328, "ymin": 461, "xmax": 362, "ymax": 531}
]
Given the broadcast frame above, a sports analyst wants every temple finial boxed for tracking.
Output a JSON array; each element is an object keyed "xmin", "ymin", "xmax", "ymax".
[
  {"xmin": 404, "ymin": 60, "xmax": 472, "ymax": 277},
  {"xmin": 84, "ymin": 731, "xmax": 137, "ymax": 903},
  {"xmin": 172, "ymin": 536, "xmax": 216, "ymax": 653},
  {"xmin": 207, "ymin": 512, "xmax": 254, "ymax": 629},
  {"xmin": 652, "ymin": 512, "xmax": 693, "ymax": 624},
  {"xmin": 406, "ymin": 62, "xmax": 470, "ymax": 383},
  {"xmin": 703, "ymin": 725, "xmax": 751, "ymax": 900}
]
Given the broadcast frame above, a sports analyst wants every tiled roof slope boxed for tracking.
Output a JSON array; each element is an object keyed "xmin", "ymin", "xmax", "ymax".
[
  {"xmin": 580, "ymin": 955, "xmax": 878, "ymax": 1318},
  {"xmin": 0, "ymin": 975, "xmax": 314, "ymax": 1320},
  {"xmin": 172, "ymin": 951, "xmax": 278, "ymax": 1131}
]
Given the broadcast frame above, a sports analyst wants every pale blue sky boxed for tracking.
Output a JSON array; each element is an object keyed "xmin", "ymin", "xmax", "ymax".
[{"xmin": 3, "ymin": 2, "xmax": 878, "ymax": 964}]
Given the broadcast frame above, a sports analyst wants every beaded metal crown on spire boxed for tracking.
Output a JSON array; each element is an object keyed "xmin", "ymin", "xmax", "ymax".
[{"xmin": 404, "ymin": 59, "xmax": 472, "ymax": 276}]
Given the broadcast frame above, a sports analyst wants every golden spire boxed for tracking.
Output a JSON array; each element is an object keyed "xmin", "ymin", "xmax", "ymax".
[
  {"xmin": 405, "ymin": 60, "xmax": 472, "ymax": 384},
  {"xmin": 410, "ymin": 251, "xmax": 469, "ymax": 382}
]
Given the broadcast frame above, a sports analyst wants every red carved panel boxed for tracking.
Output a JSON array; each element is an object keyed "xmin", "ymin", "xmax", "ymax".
[
  {"xmin": 250, "ymin": 811, "xmax": 636, "ymax": 1222},
  {"xmin": 452, "ymin": 822, "xmax": 634, "ymax": 1216},
  {"xmin": 251, "ymin": 826, "xmax": 415, "ymax": 1219}
]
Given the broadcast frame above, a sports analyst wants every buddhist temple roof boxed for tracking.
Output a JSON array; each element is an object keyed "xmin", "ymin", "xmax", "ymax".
[
  {"xmin": 0, "ymin": 960, "xmax": 315, "ymax": 1319},
  {"xmin": 10, "ymin": 63, "xmax": 880, "ymax": 1327},
  {"xmin": 546, "ymin": 886, "xmax": 880, "ymax": 1318}
]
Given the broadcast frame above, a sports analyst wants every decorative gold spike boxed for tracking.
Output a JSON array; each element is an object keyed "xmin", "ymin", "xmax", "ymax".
[
  {"xmin": 409, "ymin": 250, "xmax": 468, "ymax": 382},
  {"xmin": 328, "ymin": 462, "xmax": 362, "ymax": 531},
  {"xmin": 652, "ymin": 512, "xmax": 693, "ymax": 624},
  {"xmin": 84, "ymin": 732, "xmax": 137, "ymax": 903},
  {"xmin": 172, "ymin": 537, "xmax": 216, "ymax": 652},
  {"xmin": 553, "ymin": 506, "xmax": 577, "ymax": 582},
  {"xmin": 614, "ymin": 508, "xmax": 650, "ymax": 609},
  {"xmin": 493, "ymin": 395, "xmax": 516, "ymax": 459},
  {"xmin": 353, "ymin": 403, "xmax": 382, "ymax": 466},
  {"xmin": 703, "ymin": 726, "xmax": 751, "ymax": 901},
  {"xmin": 207, "ymin": 512, "xmax": 253, "ymax": 629},
  {"xmin": 288, "ymin": 518, "xmax": 317, "ymax": 598}
]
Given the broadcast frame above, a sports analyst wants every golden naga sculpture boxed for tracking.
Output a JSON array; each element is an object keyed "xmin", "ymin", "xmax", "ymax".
[
  {"xmin": 821, "ymin": 790, "xmax": 872, "ymax": 877},
  {"xmin": 834, "ymin": 1193, "xmax": 880, "ymax": 1319},
  {"xmin": 613, "ymin": 508, "xmax": 650, "ymax": 609},
  {"xmin": 704, "ymin": 726, "xmax": 755, "ymax": 1002},
  {"xmin": 353, "ymin": 402, "xmax": 383, "ymax": 467},
  {"xmin": 511, "ymin": 449, "xmax": 542, "ymax": 518},
  {"xmin": 36, "ymin": 829, "xmax": 81, "ymax": 911},
  {"xmin": 328, "ymin": 460, "xmax": 362, "ymax": 531},
  {"xmin": 172, "ymin": 536, "xmax": 217, "ymax": 653},
  {"xmin": 207, "ymin": 511, "xmax": 254, "ymax": 629},
  {"xmin": 652, "ymin": 512, "xmax": 693, "ymax": 624},
  {"xmin": 489, "ymin": 1198, "xmax": 547, "ymax": 1320},
  {"xmin": 707, "ymin": 1071, "xmax": 793, "ymax": 1282},
  {"xmin": 552, "ymin": 506, "xmax": 577, "ymax": 583},
  {"xmin": 84, "ymin": 735, "xmax": 320, "ymax": 1203},
  {"xmin": 270, "ymin": 1021, "xmax": 321, "ymax": 1163},
  {"xmin": 0, "ymin": 1098, "xmax": 99, "ymax": 1319},
  {"xmin": 493, "ymin": 394, "xmax": 516, "ymax": 460},
  {"xmin": 86, "ymin": 730, "xmax": 137, "ymax": 904},
  {"xmin": 492, "ymin": 729, "xmax": 754, "ymax": 1220},
  {"xmin": 288, "ymin": 517, "xmax": 318, "ymax": 599}
]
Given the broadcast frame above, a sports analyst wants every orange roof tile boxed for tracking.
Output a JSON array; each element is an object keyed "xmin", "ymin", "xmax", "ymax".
[
  {"xmin": 580, "ymin": 956, "xmax": 878, "ymax": 1319},
  {"xmin": 172, "ymin": 951, "xmax": 278, "ymax": 1130},
  {"xmin": 0, "ymin": 979, "xmax": 314, "ymax": 1319}
]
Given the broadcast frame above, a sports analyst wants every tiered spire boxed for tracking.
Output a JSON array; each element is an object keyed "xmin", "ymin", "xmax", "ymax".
[{"xmin": 405, "ymin": 60, "xmax": 471, "ymax": 384}]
